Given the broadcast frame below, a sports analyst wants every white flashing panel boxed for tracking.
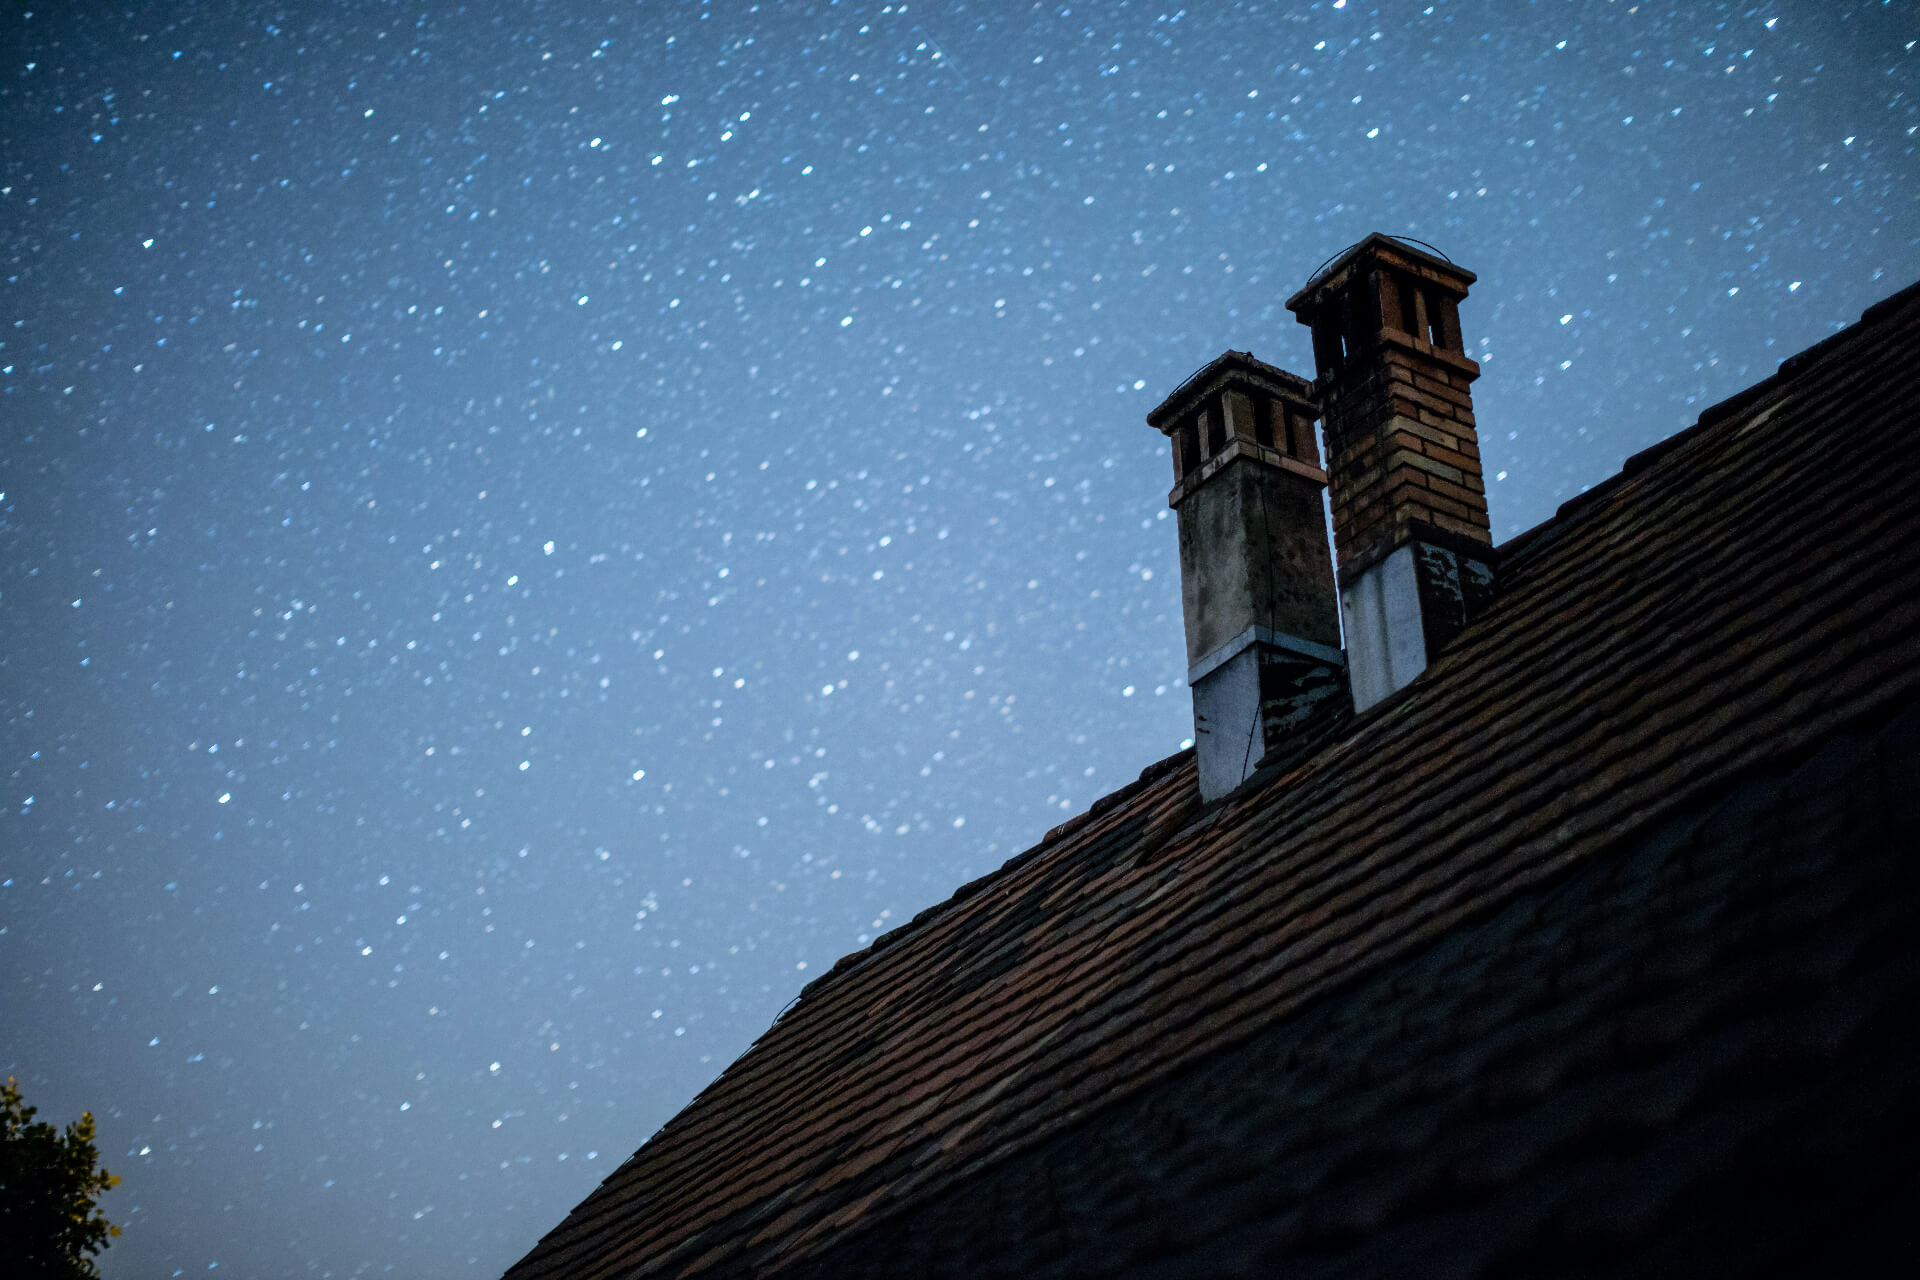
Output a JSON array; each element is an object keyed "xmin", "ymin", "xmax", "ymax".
[
  {"xmin": 1341, "ymin": 545, "xmax": 1428, "ymax": 713},
  {"xmin": 1191, "ymin": 647, "xmax": 1265, "ymax": 802}
]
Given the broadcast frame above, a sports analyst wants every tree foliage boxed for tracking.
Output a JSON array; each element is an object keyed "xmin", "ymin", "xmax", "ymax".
[{"xmin": 0, "ymin": 1077, "xmax": 121, "ymax": 1279}]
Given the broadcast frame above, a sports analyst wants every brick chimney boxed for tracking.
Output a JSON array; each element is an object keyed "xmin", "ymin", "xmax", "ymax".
[
  {"xmin": 1147, "ymin": 352, "xmax": 1345, "ymax": 801},
  {"xmin": 1285, "ymin": 235, "xmax": 1494, "ymax": 712}
]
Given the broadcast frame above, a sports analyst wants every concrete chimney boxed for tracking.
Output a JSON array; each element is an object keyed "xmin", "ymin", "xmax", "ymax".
[
  {"xmin": 1285, "ymin": 235, "xmax": 1494, "ymax": 712},
  {"xmin": 1147, "ymin": 352, "xmax": 1345, "ymax": 801}
]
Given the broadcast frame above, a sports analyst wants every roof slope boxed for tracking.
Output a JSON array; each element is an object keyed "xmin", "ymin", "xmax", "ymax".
[
  {"xmin": 505, "ymin": 280, "xmax": 1920, "ymax": 1279},
  {"xmin": 791, "ymin": 698, "xmax": 1920, "ymax": 1276}
]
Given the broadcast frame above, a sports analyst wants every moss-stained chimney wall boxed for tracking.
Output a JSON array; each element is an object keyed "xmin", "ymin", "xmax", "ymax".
[{"xmin": 1149, "ymin": 353, "xmax": 1346, "ymax": 801}]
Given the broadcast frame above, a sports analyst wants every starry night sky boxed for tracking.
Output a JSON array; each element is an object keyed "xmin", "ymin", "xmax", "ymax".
[{"xmin": 3, "ymin": 1, "xmax": 1914, "ymax": 1274}]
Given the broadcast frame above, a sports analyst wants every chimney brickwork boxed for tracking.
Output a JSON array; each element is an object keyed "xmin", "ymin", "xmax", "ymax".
[
  {"xmin": 1286, "ymin": 235, "xmax": 1496, "ymax": 711},
  {"xmin": 1148, "ymin": 352, "xmax": 1345, "ymax": 801}
]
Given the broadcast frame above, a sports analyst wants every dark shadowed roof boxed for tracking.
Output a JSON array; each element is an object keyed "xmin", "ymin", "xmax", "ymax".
[
  {"xmin": 505, "ymin": 280, "xmax": 1920, "ymax": 1279},
  {"xmin": 791, "ymin": 699, "xmax": 1920, "ymax": 1277}
]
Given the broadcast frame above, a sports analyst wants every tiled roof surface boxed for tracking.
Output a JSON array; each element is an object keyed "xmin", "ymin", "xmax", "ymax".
[
  {"xmin": 790, "ymin": 699, "xmax": 1920, "ymax": 1276},
  {"xmin": 504, "ymin": 280, "xmax": 1920, "ymax": 1279}
]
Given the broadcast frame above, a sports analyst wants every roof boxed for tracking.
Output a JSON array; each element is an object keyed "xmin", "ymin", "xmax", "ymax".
[
  {"xmin": 793, "ymin": 698, "xmax": 1920, "ymax": 1277},
  {"xmin": 505, "ymin": 279, "xmax": 1920, "ymax": 1278}
]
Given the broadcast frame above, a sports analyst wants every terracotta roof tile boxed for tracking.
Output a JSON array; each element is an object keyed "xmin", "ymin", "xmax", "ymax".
[
  {"xmin": 781, "ymin": 696, "xmax": 1920, "ymax": 1276},
  {"xmin": 504, "ymin": 279, "xmax": 1920, "ymax": 1279}
]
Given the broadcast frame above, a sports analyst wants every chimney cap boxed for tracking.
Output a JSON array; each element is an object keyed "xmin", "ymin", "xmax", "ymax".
[
  {"xmin": 1146, "ymin": 350, "xmax": 1313, "ymax": 431},
  {"xmin": 1284, "ymin": 232, "xmax": 1477, "ymax": 316}
]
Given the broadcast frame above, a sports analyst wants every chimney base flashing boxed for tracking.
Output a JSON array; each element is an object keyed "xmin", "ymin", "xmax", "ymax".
[
  {"xmin": 1341, "ymin": 535, "xmax": 1497, "ymax": 712},
  {"xmin": 1192, "ymin": 643, "xmax": 1346, "ymax": 802},
  {"xmin": 1187, "ymin": 624, "xmax": 1345, "ymax": 687},
  {"xmin": 1342, "ymin": 545, "xmax": 1430, "ymax": 713},
  {"xmin": 1193, "ymin": 648, "xmax": 1266, "ymax": 801}
]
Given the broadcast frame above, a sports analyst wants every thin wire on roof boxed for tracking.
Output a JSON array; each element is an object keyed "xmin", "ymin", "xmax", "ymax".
[{"xmin": 1299, "ymin": 234, "xmax": 1455, "ymax": 293}]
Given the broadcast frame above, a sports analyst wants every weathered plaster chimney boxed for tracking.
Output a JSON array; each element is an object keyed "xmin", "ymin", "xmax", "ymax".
[
  {"xmin": 1285, "ymin": 235, "xmax": 1495, "ymax": 712},
  {"xmin": 1148, "ymin": 352, "xmax": 1345, "ymax": 801}
]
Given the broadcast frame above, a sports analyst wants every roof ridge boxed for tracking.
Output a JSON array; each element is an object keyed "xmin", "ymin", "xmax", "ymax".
[
  {"xmin": 1496, "ymin": 277, "xmax": 1920, "ymax": 569},
  {"xmin": 530, "ymin": 754, "xmax": 1212, "ymax": 1268},
  {"xmin": 766, "ymin": 749, "xmax": 1193, "ymax": 1014}
]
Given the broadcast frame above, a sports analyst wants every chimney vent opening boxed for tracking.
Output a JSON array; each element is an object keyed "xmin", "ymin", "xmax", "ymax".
[
  {"xmin": 1391, "ymin": 271, "xmax": 1419, "ymax": 338},
  {"xmin": 1428, "ymin": 289, "xmax": 1461, "ymax": 352},
  {"xmin": 1311, "ymin": 316, "xmax": 1343, "ymax": 381},
  {"xmin": 1285, "ymin": 404, "xmax": 1321, "ymax": 467},
  {"xmin": 1176, "ymin": 419, "xmax": 1201, "ymax": 479}
]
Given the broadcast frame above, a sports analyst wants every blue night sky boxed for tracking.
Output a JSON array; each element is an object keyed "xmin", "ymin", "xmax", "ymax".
[{"xmin": 3, "ymin": 1, "xmax": 1914, "ymax": 1274}]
